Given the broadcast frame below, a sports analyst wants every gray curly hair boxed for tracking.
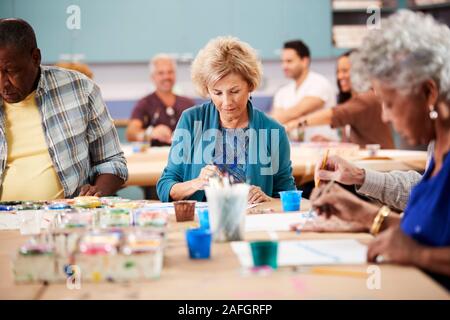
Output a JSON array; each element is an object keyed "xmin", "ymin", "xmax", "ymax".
[{"xmin": 351, "ymin": 10, "xmax": 450, "ymax": 103}]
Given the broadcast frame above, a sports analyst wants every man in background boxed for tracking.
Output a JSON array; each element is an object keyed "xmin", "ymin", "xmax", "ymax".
[
  {"xmin": 126, "ymin": 54, "xmax": 194, "ymax": 146},
  {"xmin": 271, "ymin": 40, "xmax": 338, "ymax": 142}
]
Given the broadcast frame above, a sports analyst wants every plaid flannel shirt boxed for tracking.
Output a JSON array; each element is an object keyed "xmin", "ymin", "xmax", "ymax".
[{"xmin": 0, "ymin": 66, "xmax": 128, "ymax": 198}]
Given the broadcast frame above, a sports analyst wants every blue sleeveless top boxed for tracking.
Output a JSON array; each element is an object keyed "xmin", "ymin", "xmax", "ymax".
[{"xmin": 401, "ymin": 152, "xmax": 450, "ymax": 246}]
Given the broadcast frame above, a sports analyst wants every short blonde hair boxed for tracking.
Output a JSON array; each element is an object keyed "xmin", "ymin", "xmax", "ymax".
[{"xmin": 191, "ymin": 36, "xmax": 262, "ymax": 97}]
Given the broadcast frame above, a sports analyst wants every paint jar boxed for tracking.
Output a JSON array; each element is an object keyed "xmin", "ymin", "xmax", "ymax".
[
  {"xmin": 100, "ymin": 208, "xmax": 131, "ymax": 228},
  {"xmin": 133, "ymin": 209, "xmax": 167, "ymax": 227}
]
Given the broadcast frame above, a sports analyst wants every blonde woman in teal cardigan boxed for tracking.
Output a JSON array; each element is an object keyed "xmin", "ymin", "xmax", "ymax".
[{"xmin": 157, "ymin": 37, "xmax": 296, "ymax": 203}]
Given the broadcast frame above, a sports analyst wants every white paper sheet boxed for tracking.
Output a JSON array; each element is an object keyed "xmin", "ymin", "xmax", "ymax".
[
  {"xmin": 231, "ymin": 239, "xmax": 368, "ymax": 267},
  {"xmin": 244, "ymin": 212, "xmax": 312, "ymax": 232},
  {"xmin": 138, "ymin": 202, "xmax": 209, "ymax": 215},
  {"xmin": 141, "ymin": 202, "xmax": 258, "ymax": 215}
]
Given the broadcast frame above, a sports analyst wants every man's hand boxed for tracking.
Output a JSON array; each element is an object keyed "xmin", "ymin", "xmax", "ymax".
[
  {"xmin": 149, "ymin": 124, "xmax": 173, "ymax": 144},
  {"xmin": 78, "ymin": 184, "xmax": 103, "ymax": 197},
  {"xmin": 78, "ymin": 174, "xmax": 124, "ymax": 197}
]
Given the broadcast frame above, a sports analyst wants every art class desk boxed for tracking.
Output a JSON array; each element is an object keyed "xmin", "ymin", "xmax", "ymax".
[
  {"xmin": 125, "ymin": 145, "xmax": 428, "ymax": 187},
  {"xmin": 1, "ymin": 199, "xmax": 448, "ymax": 300}
]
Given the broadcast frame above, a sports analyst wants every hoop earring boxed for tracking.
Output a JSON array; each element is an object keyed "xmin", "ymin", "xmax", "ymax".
[{"xmin": 429, "ymin": 105, "xmax": 438, "ymax": 120}]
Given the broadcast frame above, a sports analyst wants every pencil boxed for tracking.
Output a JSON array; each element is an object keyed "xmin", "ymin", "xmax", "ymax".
[
  {"xmin": 310, "ymin": 267, "xmax": 367, "ymax": 278},
  {"xmin": 315, "ymin": 149, "xmax": 329, "ymax": 188}
]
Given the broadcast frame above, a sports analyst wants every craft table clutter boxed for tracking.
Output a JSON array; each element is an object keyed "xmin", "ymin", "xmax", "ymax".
[
  {"xmin": 1, "ymin": 192, "xmax": 448, "ymax": 299},
  {"xmin": 7, "ymin": 197, "xmax": 167, "ymax": 283}
]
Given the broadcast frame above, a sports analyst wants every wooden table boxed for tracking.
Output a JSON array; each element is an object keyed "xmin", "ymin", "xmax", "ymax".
[
  {"xmin": 1, "ymin": 199, "xmax": 448, "ymax": 300},
  {"xmin": 125, "ymin": 145, "xmax": 428, "ymax": 187}
]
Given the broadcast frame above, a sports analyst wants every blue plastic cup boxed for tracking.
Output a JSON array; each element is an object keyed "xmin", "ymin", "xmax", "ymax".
[
  {"xmin": 197, "ymin": 209, "xmax": 210, "ymax": 230},
  {"xmin": 186, "ymin": 228, "xmax": 212, "ymax": 259},
  {"xmin": 279, "ymin": 190, "xmax": 303, "ymax": 212}
]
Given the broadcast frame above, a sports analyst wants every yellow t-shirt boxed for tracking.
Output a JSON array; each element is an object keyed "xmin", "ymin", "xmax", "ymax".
[{"xmin": 0, "ymin": 91, "xmax": 64, "ymax": 201}]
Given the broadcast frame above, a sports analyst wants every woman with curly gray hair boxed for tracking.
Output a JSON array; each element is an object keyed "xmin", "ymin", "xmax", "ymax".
[{"xmin": 309, "ymin": 10, "xmax": 450, "ymax": 289}]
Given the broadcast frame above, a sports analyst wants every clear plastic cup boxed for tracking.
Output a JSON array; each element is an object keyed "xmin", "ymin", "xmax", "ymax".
[{"xmin": 205, "ymin": 183, "xmax": 250, "ymax": 242}]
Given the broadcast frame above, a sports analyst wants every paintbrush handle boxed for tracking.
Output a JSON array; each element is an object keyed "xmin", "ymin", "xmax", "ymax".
[{"xmin": 315, "ymin": 149, "xmax": 330, "ymax": 187}]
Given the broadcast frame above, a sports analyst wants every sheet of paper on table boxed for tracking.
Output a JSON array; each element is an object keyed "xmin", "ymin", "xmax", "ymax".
[
  {"xmin": 245, "ymin": 212, "xmax": 312, "ymax": 232},
  {"xmin": 137, "ymin": 202, "xmax": 208, "ymax": 214},
  {"xmin": 231, "ymin": 239, "xmax": 368, "ymax": 267},
  {"xmin": 141, "ymin": 202, "xmax": 258, "ymax": 215}
]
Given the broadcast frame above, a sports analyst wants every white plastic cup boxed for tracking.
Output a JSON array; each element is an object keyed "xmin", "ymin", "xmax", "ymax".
[{"xmin": 19, "ymin": 210, "xmax": 43, "ymax": 235}]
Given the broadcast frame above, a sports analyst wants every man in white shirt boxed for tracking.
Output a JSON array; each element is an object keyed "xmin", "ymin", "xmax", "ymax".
[{"xmin": 271, "ymin": 40, "xmax": 338, "ymax": 141}]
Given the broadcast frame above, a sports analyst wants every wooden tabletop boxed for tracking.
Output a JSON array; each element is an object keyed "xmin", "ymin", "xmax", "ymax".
[
  {"xmin": 125, "ymin": 145, "xmax": 428, "ymax": 187},
  {"xmin": 1, "ymin": 199, "xmax": 448, "ymax": 300}
]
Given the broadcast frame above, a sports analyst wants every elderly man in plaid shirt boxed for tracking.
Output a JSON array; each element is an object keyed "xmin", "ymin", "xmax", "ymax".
[{"xmin": 0, "ymin": 18, "xmax": 127, "ymax": 200}]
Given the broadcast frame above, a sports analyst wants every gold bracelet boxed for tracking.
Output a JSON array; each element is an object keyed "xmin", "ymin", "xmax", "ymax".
[{"xmin": 370, "ymin": 206, "xmax": 391, "ymax": 235}]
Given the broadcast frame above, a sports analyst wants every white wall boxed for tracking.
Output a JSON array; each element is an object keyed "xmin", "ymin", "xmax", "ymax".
[{"xmin": 89, "ymin": 59, "xmax": 337, "ymax": 101}]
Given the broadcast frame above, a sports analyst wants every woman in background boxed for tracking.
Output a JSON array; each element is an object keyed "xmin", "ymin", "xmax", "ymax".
[{"xmin": 285, "ymin": 51, "xmax": 395, "ymax": 149}]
